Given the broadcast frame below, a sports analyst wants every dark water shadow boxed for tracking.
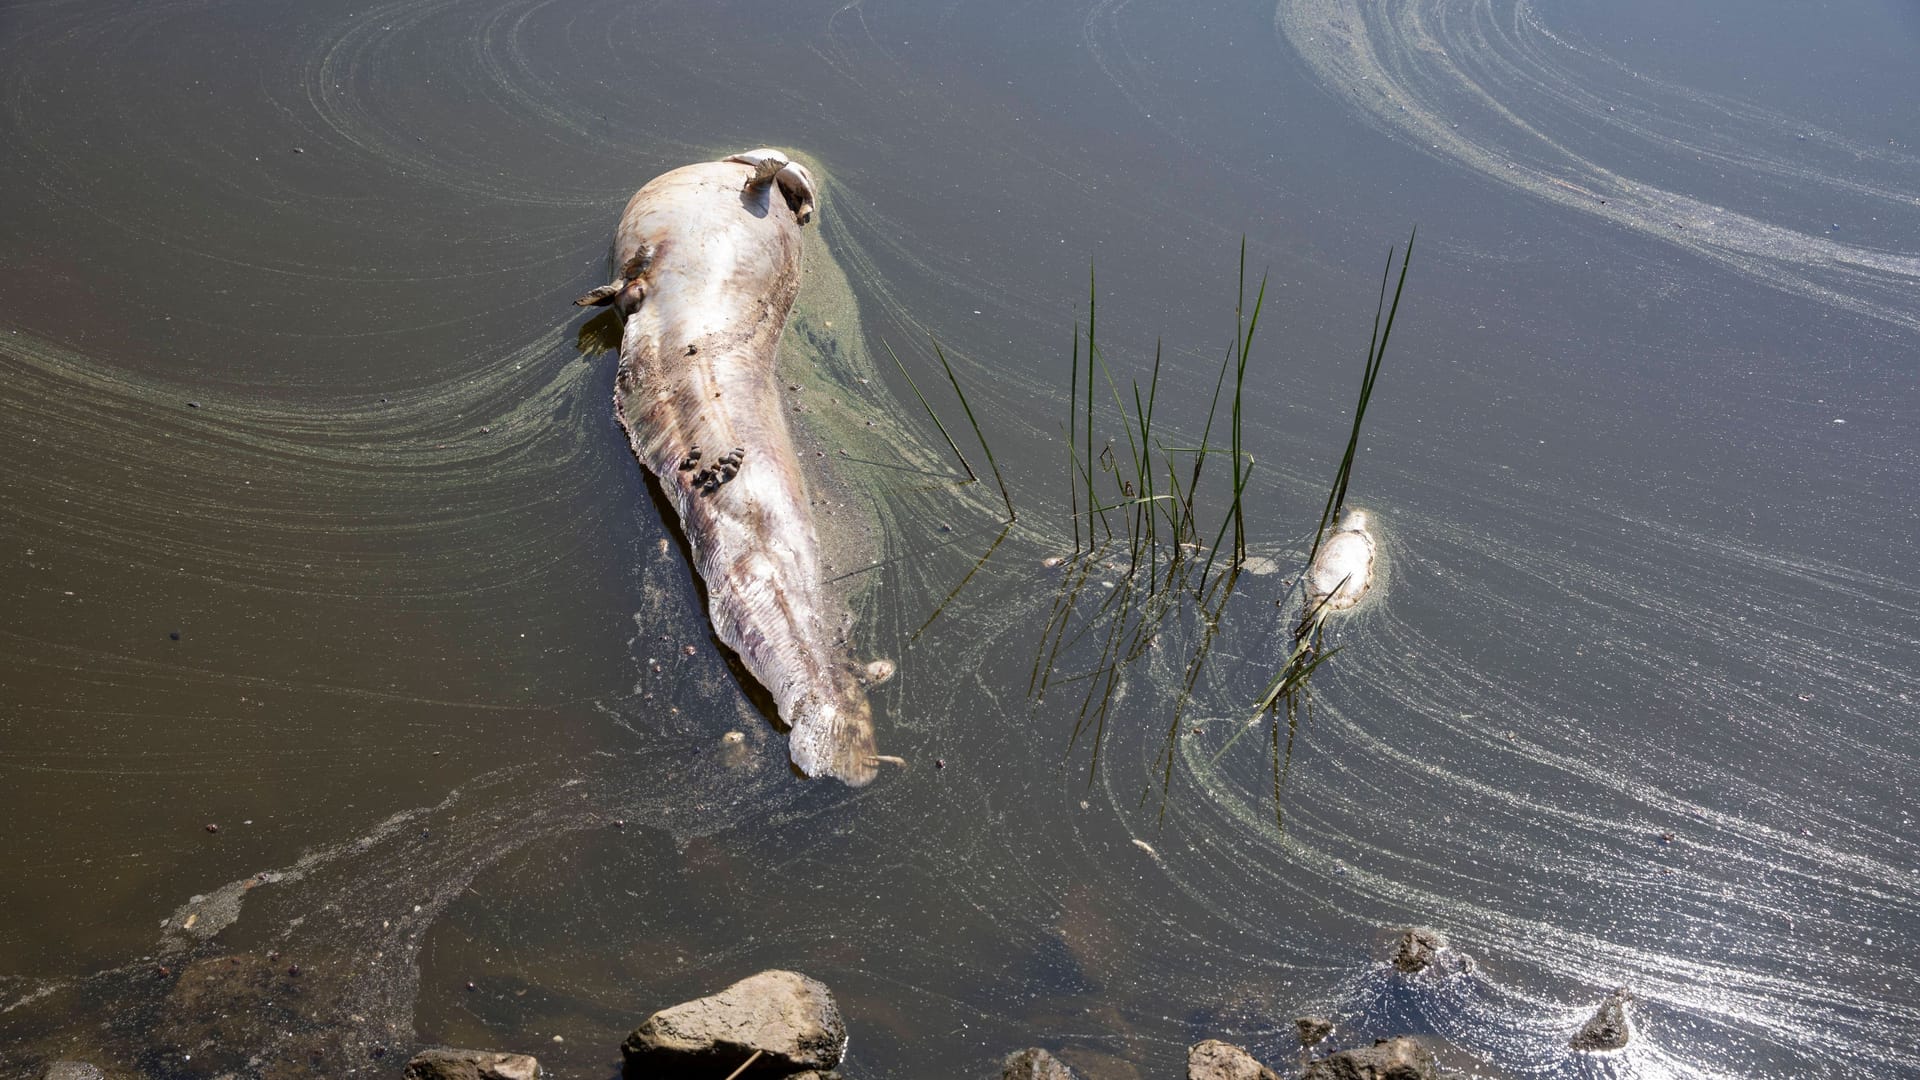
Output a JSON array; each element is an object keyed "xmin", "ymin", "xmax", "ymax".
[{"xmin": 576, "ymin": 307, "xmax": 623, "ymax": 355}]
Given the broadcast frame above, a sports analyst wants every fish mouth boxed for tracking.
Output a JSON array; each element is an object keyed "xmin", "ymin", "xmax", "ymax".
[{"xmin": 785, "ymin": 670, "xmax": 879, "ymax": 787}]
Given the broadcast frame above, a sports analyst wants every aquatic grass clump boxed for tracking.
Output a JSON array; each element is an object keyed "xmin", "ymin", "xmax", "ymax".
[
  {"xmin": 1061, "ymin": 248, "xmax": 1265, "ymax": 579},
  {"xmin": 1036, "ymin": 232, "xmax": 1416, "ymax": 821},
  {"xmin": 1031, "ymin": 244, "xmax": 1283, "ymax": 809},
  {"xmin": 900, "ymin": 233, "xmax": 1416, "ymax": 820}
]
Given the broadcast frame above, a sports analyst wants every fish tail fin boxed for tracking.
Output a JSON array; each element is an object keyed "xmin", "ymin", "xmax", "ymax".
[
  {"xmin": 728, "ymin": 148, "xmax": 791, "ymax": 187},
  {"xmin": 726, "ymin": 148, "xmax": 817, "ymax": 224}
]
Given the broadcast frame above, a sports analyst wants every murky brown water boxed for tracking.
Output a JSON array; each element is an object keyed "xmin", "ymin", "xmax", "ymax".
[{"xmin": 4, "ymin": 1, "xmax": 1918, "ymax": 1077}]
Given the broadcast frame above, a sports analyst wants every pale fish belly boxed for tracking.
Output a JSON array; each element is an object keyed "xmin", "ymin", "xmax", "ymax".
[
  {"xmin": 1304, "ymin": 508, "xmax": 1377, "ymax": 614},
  {"xmin": 578, "ymin": 151, "xmax": 878, "ymax": 786}
]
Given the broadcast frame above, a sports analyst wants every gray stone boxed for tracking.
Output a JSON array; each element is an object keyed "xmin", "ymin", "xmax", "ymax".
[
  {"xmin": 1186, "ymin": 1040, "xmax": 1280, "ymax": 1080},
  {"xmin": 1569, "ymin": 988, "xmax": 1634, "ymax": 1051},
  {"xmin": 1302, "ymin": 1037, "xmax": 1436, "ymax": 1080},
  {"xmin": 1294, "ymin": 1016, "xmax": 1335, "ymax": 1047},
  {"xmin": 1391, "ymin": 928, "xmax": 1447, "ymax": 974},
  {"xmin": 44, "ymin": 1064, "xmax": 106, "ymax": 1080},
  {"xmin": 622, "ymin": 970, "xmax": 846, "ymax": 1077},
  {"xmin": 1003, "ymin": 1048, "xmax": 1076, "ymax": 1080},
  {"xmin": 403, "ymin": 1047, "xmax": 541, "ymax": 1080}
]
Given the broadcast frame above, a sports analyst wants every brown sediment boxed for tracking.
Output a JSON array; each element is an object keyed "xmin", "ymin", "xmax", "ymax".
[{"xmin": 590, "ymin": 152, "xmax": 877, "ymax": 786}]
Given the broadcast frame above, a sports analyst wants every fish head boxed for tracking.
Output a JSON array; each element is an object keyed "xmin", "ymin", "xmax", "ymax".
[{"xmin": 786, "ymin": 665, "xmax": 878, "ymax": 787}]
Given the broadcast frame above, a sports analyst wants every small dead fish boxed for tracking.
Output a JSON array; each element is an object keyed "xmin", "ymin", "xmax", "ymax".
[{"xmin": 1303, "ymin": 507, "xmax": 1376, "ymax": 619}]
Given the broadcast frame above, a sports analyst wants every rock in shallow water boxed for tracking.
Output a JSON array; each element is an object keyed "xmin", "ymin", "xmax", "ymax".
[
  {"xmin": 1569, "ymin": 988, "xmax": 1634, "ymax": 1051},
  {"xmin": 1302, "ymin": 1037, "xmax": 1436, "ymax": 1080},
  {"xmin": 1391, "ymin": 928, "xmax": 1447, "ymax": 974},
  {"xmin": 1186, "ymin": 1039, "xmax": 1280, "ymax": 1080},
  {"xmin": 621, "ymin": 969, "xmax": 847, "ymax": 1077},
  {"xmin": 1003, "ymin": 1047, "xmax": 1077, "ymax": 1080},
  {"xmin": 403, "ymin": 1048, "xmax": 541, "ymax": 1080},
  {"xmin": 1294, "ymin": 1015, "xmax": 1335, "ymax": 1047}
]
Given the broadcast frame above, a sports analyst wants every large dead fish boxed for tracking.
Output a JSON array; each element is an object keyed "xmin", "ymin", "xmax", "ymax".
[{"xmin": 577, "ymin": 149, "xmax": 879, "ymax": 786}]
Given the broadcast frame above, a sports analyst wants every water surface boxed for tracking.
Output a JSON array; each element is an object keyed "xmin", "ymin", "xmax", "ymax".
[{"xmin": 3, "ymin": 1, "xmax": 1916, "ymax": 1077}]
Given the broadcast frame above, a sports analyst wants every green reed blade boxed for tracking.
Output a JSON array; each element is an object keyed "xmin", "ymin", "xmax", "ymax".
[{"xmin": 930, "ymin": 337, "xmax": 1015, "ymax": 522}]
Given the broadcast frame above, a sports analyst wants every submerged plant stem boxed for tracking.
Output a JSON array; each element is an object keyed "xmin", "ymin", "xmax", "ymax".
[
  {"xmin": 885, "ymin": 338, "xmax": 977, "ymax": 484},
  {"xmin": 931, "ymin": 337, "xmax": 1016, "ymax": 521}
]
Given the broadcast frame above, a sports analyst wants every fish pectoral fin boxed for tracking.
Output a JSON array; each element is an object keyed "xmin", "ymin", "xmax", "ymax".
[
  {"xmin": 573, "ymin": 281, "xmax": 623, "ymax": 307},
  {"xmin": 575, "ymin": 244, "xmax": 657, "ymax": 308}
]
